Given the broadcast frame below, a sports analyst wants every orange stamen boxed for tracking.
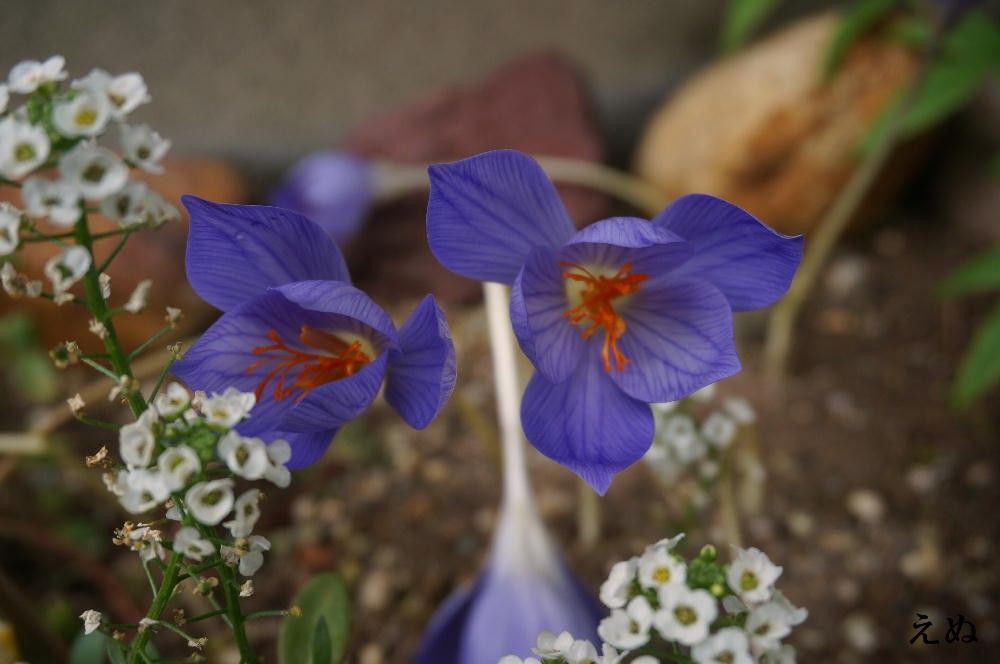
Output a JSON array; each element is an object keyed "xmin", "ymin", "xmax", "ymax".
[
  {"xmin": 561, "ymin": 261, "xmax": 648, "ymax": 372},
  {"xmin": 246, "ymin": 326, "xmax": 372, "ymax": 402}
]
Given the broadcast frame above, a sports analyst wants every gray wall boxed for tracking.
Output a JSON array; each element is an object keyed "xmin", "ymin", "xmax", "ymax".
[{"xmin": 0, "ymin": 0, "xmax": 727, "ymax": 170}]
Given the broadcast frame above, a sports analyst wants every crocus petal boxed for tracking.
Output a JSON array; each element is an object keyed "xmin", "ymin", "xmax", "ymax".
[
  {"xmin": 510, "ymin": 247, "xmax": 584, "ymax": 383},
  {"xmin": 427, "ymin": 150, "xmax": 575, "ymax": 284},
  {"xmin": 385, "ymin": 295, "xmax": 457, "ymax": 429},
  {"xmin": 173, "ymin": 281, "xmax": 397, "ymax": 436},
  {"xmin": 414, "ymin": 578, "xmax": 484, "ymax": 664},
  {"xmin": 609, "ymin": 278, "xmax": 741, "ymax": 403},
  {"xmin": 257, "ymin": 429, "xmax": 337, "ymax": 469},
  {"xmin": 183, "ymin": 196, "xmax": 351, "ymax": 312},
  {"xmin": 269, "ymin": 151, "xmax": 372, "ymax": 243},
  {"xmin": 652, "ymin": 194, "xmax": 803, "ymax": 311},
  {"xmin": 521, "ymin": 356, "xmax": 654, "ymax": 494},
  {"xmin": 559, "ymin": 216, "xmax": 691, "ymax": 285}
]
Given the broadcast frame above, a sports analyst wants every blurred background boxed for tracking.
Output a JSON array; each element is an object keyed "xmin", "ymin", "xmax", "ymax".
[{"xmin": 1, "ymin": 1, "xmax": 998, "ymax": 662}]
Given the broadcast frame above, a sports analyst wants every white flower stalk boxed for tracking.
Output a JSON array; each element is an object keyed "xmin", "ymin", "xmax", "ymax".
[
  {"xmin": 120, "ymin": 469, "xmax": 169, "ymax": 514},
  {"xmin": 701, "ymin": 412, "xmax": 737, "ymax": 449},
  {"xmin": 637, "ymin": 545, "xmax": 686, "ymax": 591},
  {"xmin": 0, "ymin": 203, "xmax": 21, "ymax": 256},
  {"xmin": 153, "ymin": 382, "xmax": 190, "ymax": 417},
  {"xmin": 262, "ymin": 438, "xmax": 292, "ymax": 488},
  {"xmin": 0, "ymin": 117, "xmax": 50, "ymax": 179},
  {"xmin": 174, "ymin": 526, "xmax": 214, "ymax": 561},
  {"xmin": 691, "ymin": 626, "xmax": 753, "ymax": 664},
  {"xmin": 120, "ymin": 419, "xmax": 156, "ymax": 468},
  {"xmin": 52, "ymin": 87, "xmax": 110, "ymax": 138},
  {"xmin": 201, "ymin": 388, "xmax": 256, "ymax": 428},
  {"xmin": 157, "ymin": 444, "xmax": 200, "ymax": 491},
  {"xmin": 653, "ymin": 585, "xmax": 718, "ymax": 646},
  {"xmin": 185, "ymin": 479, "xmax": 235, "ymax": 526},
  {"xmin": 727, "ymin": 546, "xmax": 783, "ymax": 605},
  {"xmin": 124, "ymin": 278, "xmax": 153, "ymax": 313},
  {"xmin": 0, "ymin": 262, "xmax": 41, "ymax": 298},
  {"xmin": 217, "ymin": 431, "xmax": 269, "ymax": 479},
  {"xmin": 44, "ymin": 245, "xmax": 91, "ymax": 294},
  {"xmin": 7, "ymin": 56, "xmax": 66, "ymax": 93},
  {"xmin": 120, "ymin": 123, "xmax": 170, "ymax": 173},
  {"xmin": 224, "ymin": 489, "xmax": 261, "ymax": 538},
  {"xmin": 0, "ymin": 84, "xmax": 8, "ymax": 113},
  {"xmin": 22, "ymin": 177, "xmax": 81, "ymax": 227},
  {"xmin": 597, "ymin": 595, "xmax": 653, "ymax": 650},
  {"xmin": 58, "ymin": 142, "xmax": 127, "ymax": 200},
  {"xmin": 599, "ymin": 557, "xmax": 638, "ymax": 609},
  {"xmin": 79, "ymin": 609, "xmax": 103, "ymax": 635},
  {"xmin": 75, "ymin": 69, "xmax": 150, "ymax": 119}
]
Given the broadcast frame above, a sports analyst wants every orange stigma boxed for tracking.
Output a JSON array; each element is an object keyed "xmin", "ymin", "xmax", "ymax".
[
  {"xmin": 246, "ymin": 326, "xmax": 372, "ymax": 402},
  {"xmin": 561, "ymin": 261, "xmax": 648, "ymax": 372}
]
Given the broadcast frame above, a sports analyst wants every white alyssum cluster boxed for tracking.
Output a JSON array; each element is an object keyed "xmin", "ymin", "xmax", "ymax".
[
  {"xmin": 500, "ymin": 535, "xmax": 806, "ymax": 664},
  {"xmin": 0, "ymin": 55, "xmax": 178, "ymax": 300},
  {"xmin": 103, "ymin": 383, "xmax": 293, "ymax": 577},
  {"xmin": 644, "ymin": 389, "xmax": 757, "ymax": 484}
]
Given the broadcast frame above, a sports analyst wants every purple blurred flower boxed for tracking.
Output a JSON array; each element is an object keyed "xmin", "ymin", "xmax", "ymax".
[
  {"xmin": 173, "ymin": 196, "xmax": 455, "ymax": 467},
  {"xmin": 270, "ymin": 151, "xmax": 372, "ymax": 242},
  {"xmin": 414, "ymin": 499, "xmax": 603, "ymax": 664},
  {"xmin": 426, "ymin": 150, "xmax": 802, "ymax": 493}
]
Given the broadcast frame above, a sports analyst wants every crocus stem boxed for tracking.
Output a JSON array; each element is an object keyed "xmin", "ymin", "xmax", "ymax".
[
  {"xmin": 482, "ymin": 282, "xmax": 532, "ymax": 509},
  {"xmin": 127, "ymin": 553, "xmax": 181, "ymax": 664},
  {"xmin": 577, "ymin": 478, "xmax": 601, "ymax": 548},
  {"xmin": 717, "ymin": 446, "xmax": 743, "ymax": 548},
  {"xmin": 73, "ymin": 212, "xmax": 147, "ymax": 417}
]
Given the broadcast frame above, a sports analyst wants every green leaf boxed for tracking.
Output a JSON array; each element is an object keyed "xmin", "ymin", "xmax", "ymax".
[
  {"xmin": 939, "ymin": 249, "xmax": 1000, "ymax": 298},
  {"xmin": 105, "ymin": 639, "xmax": 126, "ymax": 664},
  {"xmin": 279, "ymin": 573, "xmax": 350, "ymax": 664},
  {"xmin": 68, "ymin": 631, "xmax": 108, "ymax": 664},
  {"xmin": 824, "ymin": 0, "xmax": 898, "ymax": 78},
  {"xmin": 900, "ymin": 12, "xmax": 1000, "ymax": 137},
  {"xmin": 720, "ymin": 0, "xmax": 783, "ymax": 52},
  {"xmin": 952, "ymin": 301, "xmax": 1000, "ymax": 409}
]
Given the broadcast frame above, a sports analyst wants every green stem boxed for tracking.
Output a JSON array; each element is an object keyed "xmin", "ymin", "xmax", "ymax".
[
  {"xmin": 73, "ymin": 212, "xmax": 147, "ymax": 417},
  {"xmin": 218, "ymin": 563, "xmax": 258, "ymax": 663},
  {"xmin": 126, "ymin": 553, "xmax": 181, "ymax": 664}
]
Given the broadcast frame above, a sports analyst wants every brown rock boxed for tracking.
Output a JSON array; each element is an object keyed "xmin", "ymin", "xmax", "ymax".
[{"xmin": 634, "ymin": 12, "xmax": 920, "ymax": 236}]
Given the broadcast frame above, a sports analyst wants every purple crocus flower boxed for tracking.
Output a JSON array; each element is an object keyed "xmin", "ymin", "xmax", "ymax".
[
  {"xmin": 426, "ymin": 150, "xmax": 802, "ymax": 494},
  {"xmin": 173, "ymin": 196, "xmax": 456, "ymax": 467},
  {"xmin": 270, "ymin": 151, "xmax": 372, "ymax": 242},
  {"xmin": 415, "ymin": 498, "xmax": 603, "ymax": 663}
]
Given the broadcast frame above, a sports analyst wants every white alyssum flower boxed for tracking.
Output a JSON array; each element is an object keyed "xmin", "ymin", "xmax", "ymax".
[
  {"xmin": 52, "ymin": 87, "xmax": 110, "ymax": 138},
  {"xmin": 21, "ymin": 177, "xmax": 81, "ymax": 226},
  {"xmin": 128, "ymin": 524, "xmax": 165, "ymax": 562},
  {"xmin": 598, "ymin": 595, "xmax": 653, "ymax": 650},
  {"xmin": 58, "ymin": 142, "xmax": 127, "ymax": 200},
  {"xmin": 653, "ymin": 584, "xmax": 718, "ymax": 646},
  {"xmin": 724, "ymin": 397, "xmax": 757, "ymax": 424},
  {"xmin": 100, "ymin": 180, "xmax": 160, "ymax": 227},
  {"xmin": 728, "ymin": 546, "xmax": 783, "ymax": 605},
  {"xmin": 153, "ymin": 382, "xmax": 190, "ymax": 417},
  {"xmin": 120, "ymin": 469, "xmax": 169, "ymax": 514},
  {"xmin": 0, "ymin": 261, "xmax": 41, "ymax": 297},
  {"xmin": 174, "ymin": 526, "xmax": 214, "ymax": 561},
  {"xmin": 759, "ymin": 644, "xmax": 797, "ymax": 664},
  {"xmin": 0, "ymin": 203, "xmax": 21, "ymax": 256},
  {"xmin": 75, "ymin": 69, "xmax": 149, "ymax": 119},
  {"xmin": 157, "ymin": 444, "xmax": 200, "ymax": 491},
  {"xmin": 637, "ymin": 545, "xmax": 686, "ymax": 591},
  {"xmin": 99, "ymin": 272, "xmax": 111, "ymax": 299},
  {"xmin": 7, "ymin": 56, "xmax": 66, "ymax": 93},
  {"xmin": 263, "ymin": 438, "xmax": 292, "ymax": 488},
  {"xmin": 599, "ymin": 557, "xmax": 638, "ymax": 609},
  {"xmin": 201, "ymin": 387, "xmax": 256, "ymax": 428},
  {"xmin": 217, "ymin": 431, "xmax": 269, "ymax": 479},
  {"xmin": 186, "ymin": 479, "xmax": 235, "ymax": 526},
  {"xmin": 701, "ymin": 411, "xmax": 737, "ymax": 449},
  {"xmin": 745, "ymin": 602, "xmax": 795, "ymax": 650},
  {"xmin": 224, "ymin": 488, "xmax": 262, "ymax": 538},
  {"xmin": 120, "ymin": 123, "xmax": 170, "ymax": 173},
  {"xmin": 691, "ymin": 383, "xmax": 717, "ymax": 402},
  {"xmin": 691, "ymin": 626, "xmax": 753, "ymax": 664},
  {"xmin": 498, "ymin": 658, "xmax": 540, "ymax": 664},
  {"xmin": 532, "ymin": 631, "xmax": 575, "ymax": 658},
  {"xmin": 124, "ymin": 278, "xmax": 153, "ymax": 313},
  {"xmin": 661, "ymin": 413, "xmax": 705, "ymax": 463},
  {"xmin": 79, "ymin": 609, "xmax": 103, "ymax": 635},
  {"xmin": 119, "ymin": 418, "xmax": 156, "ymax": 468},
  {"xmin": 0, "ymin": 84, "xmax": 8, "ymax": 113},
  {"xmin": 44, "ymin": 245, "xmax": 91, "ymax": 294},
  {"xmin": 221, "ymin": 535, "xmax": 271, "ymax": 576},
  {"xmin": 0, "ymin": 117, "xmax": 50, "ymax": 179}
]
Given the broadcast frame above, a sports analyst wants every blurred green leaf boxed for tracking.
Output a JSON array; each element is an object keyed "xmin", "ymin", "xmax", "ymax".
[
  {"xmin": 952, "ymin": 301, "xmax": 1000, "ymax": 409},
  {"xmin": 900, "ymin": 12, "xmax": 1000, "ymax": 137},
  {"xmin": 279, "ymin": 573, "xmax": 350, "ymax": 664},
  {"xmin": 940, "ymin": 249, "xmax": 1000, "ymax": 298},
  {"xmin": 720, "ymin": 0, "xmax": 783, "ymax": 52},
  {"xmin": 824, "ymin": 0, "xmax": 897, "ymax": 78},
  {"xmin": 0, "ymin": 313, "xmax": 58, "ymax": 401},
  {"xmin": 68, "ymin": 630, "xmax": 107, "ymax": 664},
  {"xmin": 888, "ymin": 15, "xmax": 933, "ymax": 47}
]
